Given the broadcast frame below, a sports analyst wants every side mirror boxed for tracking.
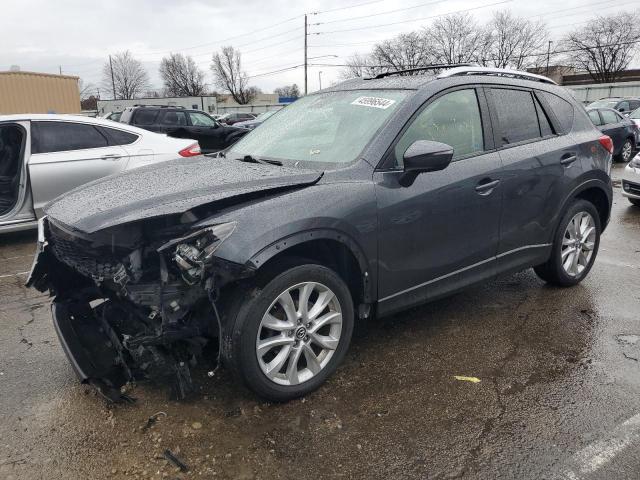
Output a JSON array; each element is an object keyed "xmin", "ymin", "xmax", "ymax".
[{"xmin": 399, "ymin": 140, "xmax": 453, "ymax": 187}]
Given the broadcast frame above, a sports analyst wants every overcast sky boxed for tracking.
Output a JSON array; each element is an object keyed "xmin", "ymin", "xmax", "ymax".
[{"xmin": 1, "ymin": 0, "xmax": 637, "ymax": 97}]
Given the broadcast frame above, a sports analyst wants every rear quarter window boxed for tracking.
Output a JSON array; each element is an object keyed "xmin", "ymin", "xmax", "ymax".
[
  {"xmin": 132, "ymin": 110, "xmax": 160, "ymax": 126},
  {"xmin": 539, "ymin": 92, "xmax": 574, "ymax": 134},
  {"xmin": 98, "ymin": 126, "xmax": 139, "ymax": 146}
]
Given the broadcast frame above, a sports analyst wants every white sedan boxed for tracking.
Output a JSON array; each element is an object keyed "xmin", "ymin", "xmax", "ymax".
[
  {"xmin": 0, "ymin": 114, "xmax": 201, "ymax": 233},
  {"xmin": 622, "ymin": 152, "xmax": 640, "ymax": 207}
]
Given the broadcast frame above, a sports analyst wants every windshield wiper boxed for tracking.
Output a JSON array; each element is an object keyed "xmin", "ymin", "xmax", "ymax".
[{"xmin": 237, "ymin": 155, "xmax": 283, "ymax": 166}]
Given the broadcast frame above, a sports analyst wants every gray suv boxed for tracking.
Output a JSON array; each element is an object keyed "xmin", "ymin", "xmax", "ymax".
[{"xmin": 28, "ymin": 66, "xmax": 613, "ymax": 402}]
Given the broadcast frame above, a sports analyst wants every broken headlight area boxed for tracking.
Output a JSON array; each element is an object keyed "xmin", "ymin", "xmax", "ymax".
[{"xmin": 34, "ymin": 218, "xmax": 251, "ymax": 402}]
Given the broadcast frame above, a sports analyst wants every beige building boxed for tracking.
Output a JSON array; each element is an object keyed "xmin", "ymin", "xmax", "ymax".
[{"xmin": 0, "ymin": 71, "xmax": 80, "ymax": 114}]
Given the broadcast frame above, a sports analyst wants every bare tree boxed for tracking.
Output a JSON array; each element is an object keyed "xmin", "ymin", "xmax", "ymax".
[
  {"xmin": 372, "ymin": 31, "xmax": 435, "ymax": 74},
  {"xmin": 339, "ymin": 53, "xmax": 383, "ymax": 79},
  {"xmin": 562, "ymin": 11, "xmax": 640, "ymax": 83},
  {"xmin": 426, "ymin": 13, "xmax": 485, "ymax": 65},
  {"xmin": 483, "ymin": 11, "xmax": 548, "ymax": 69},
  {"xmin": 274, "ymin": 84, "xmax": 301, "ymax": 97},
  {"xmin": 102, "ymin": 51, "xmax": 150, "ymax": 99},
  {"xmin": 211, "ymin": 46, "xmax": 256, "ymax": 104},
  {"xmin": 159, "ymin": 53, "xmax": 207, "ymax": 96},
  {"xmin": 78, "ymin": 79, "xmax": 96, "ymax": 100}
]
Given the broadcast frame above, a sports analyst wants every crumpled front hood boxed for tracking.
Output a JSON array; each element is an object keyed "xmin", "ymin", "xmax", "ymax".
[{"xmin": 45, "ymin": 156, "xmax": 323, "ymax": 233}]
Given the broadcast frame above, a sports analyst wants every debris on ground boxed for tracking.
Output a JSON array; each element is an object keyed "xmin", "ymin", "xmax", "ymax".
[
  {"xmin": 163, "ymin": 449, "xmax": 189, "ymax": 472},
  {"xmin": 141, "ymin": 411, "xmax": 167, "ymax": 432},
  {"xmin": 454, "ymin": 376, "xmax": 481, "ymax": 383}
]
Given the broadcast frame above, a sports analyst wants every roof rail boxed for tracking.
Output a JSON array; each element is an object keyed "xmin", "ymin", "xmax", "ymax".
[
  {"xmin": 436, "ymin": 66, "xmax": 557, "ymax": 85},
  {"xmin": 369, "ymin": 63, "xmax": 475, "ymax": 79},
  {"xmin": 132, "ymin": 104, "xmax": 186, "ymax": 109}
]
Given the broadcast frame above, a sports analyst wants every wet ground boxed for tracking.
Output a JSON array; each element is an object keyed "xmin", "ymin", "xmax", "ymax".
[{"xmin": 1, "ymin": 164, "xmax": 639, "ymax": 480}]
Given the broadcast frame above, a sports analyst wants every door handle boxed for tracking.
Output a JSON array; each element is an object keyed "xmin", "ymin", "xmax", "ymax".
[
  {"xmin": 560, "ymin": 153, "xmax": 577, "ymax": 166},
  {"xmin": 475, "ymin": 179, "xmax": 500, "ymax": 195},
  {"xmin": 100, "ymin": 154, "xmax": 122, "ymax": 161}
]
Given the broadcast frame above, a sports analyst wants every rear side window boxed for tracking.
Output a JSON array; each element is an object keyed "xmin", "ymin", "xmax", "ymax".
[
  {"xmin": 600, "ymin": 109, "xmax": 619, "ymax": 124},
  {"xmin": 132, "ymin": 109, "xmax": 159, "ymax": 126},
  {"xmin": 98, "ymin": 126, "xmax": 139, "ymax": 146},
  {"xmin": 394, "ymin": 89, "xmax": 484, "ymax": 165},
  {"xmin": 539, "ymin": 92, "xmax": 574, "ymax": 134},
  {"xmin": 32, "ymin": 122, "xmax": 108, "ymax": 154},
  {"xmin": 588, "ymin": 110, "xmax": 603, "ymax": 126},
  {"xmin": 491, "ymin": 89, "xmax": 539, "ymax": 144},
  {"xmin": 159, "ymin": 111, "xmax": 187, "ymax": 126}
]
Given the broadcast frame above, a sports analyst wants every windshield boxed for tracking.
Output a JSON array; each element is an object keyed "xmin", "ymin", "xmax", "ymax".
[
  {"xmin": 589, "ymin": 100, "xmax": 618, "ymax": 108},
  {"xmin": 227, "ymin": 89, "xmax": 409, "ymax": 166},
  {"xmin": 257, "ymin": 111, "xmax": 277, "ymax": 120}
]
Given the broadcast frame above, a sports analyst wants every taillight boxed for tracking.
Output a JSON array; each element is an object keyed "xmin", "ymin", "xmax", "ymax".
[
  {"xmin": 598, "ymin": 135, "xmax": 613, "ymax": 155},
  {"xmin": 178, "ymin": 143, "xmax": 201, "ymax": 157}
]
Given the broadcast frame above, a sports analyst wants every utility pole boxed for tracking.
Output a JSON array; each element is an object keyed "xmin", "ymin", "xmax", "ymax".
[
  {"xmin": 109, "ymin": 54, "xmax": 116, "ymax": 100},
  {"xmin": 304, "ymin": 14, "xmax": 308, "ymax": 96},
  {"xmin": 318, "ymin": 71, "xmax": 323, "ymax": 90},
  {"xmin": 59, "ymin": 65, "xmax": 62, "ymax": 75},
  {"xmin": 546, "ymin": 40, "xmax": 552, "ymax": 76}
]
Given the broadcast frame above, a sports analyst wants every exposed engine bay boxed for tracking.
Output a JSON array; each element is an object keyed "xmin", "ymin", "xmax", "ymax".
[{"xmin": 28, "ymin": 215, "xmax": 252, "ymax": 402}]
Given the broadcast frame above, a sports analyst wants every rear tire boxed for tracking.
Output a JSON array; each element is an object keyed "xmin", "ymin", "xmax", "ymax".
[
  {"xmin": 616, "ymin": 138, "xmax": 633, "ymax": 163},
  {"xmin": 534, "ymin": 199, "xmax": 601, "ymax": 287},
  {"xmin": 221, "ymin": 264, "xmax": 354, "ymax": 401}
]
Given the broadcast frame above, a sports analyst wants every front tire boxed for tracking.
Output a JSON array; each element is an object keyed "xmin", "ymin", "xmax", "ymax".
[
  {"xmin": 534, "ymin": 199, "xmax": 601, "ymax": 287},
  {"xmin": 630, "ymin": 198, "xmax": 640, "ymax": 207},
  {"xmin": 222, "ymin": 264, "xmax": 354, "ymax": 401}
]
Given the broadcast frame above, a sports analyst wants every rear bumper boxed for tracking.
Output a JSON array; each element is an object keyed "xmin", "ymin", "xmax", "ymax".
[{"xmin": 621, "ymin": 163, "xmax": 640, "ymax": 199}]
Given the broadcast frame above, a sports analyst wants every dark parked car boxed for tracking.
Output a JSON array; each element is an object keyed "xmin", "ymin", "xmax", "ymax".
[
  {"xmin": 586, "ymin": 107, "xmax": 638, "ymax": 162},
  {"xmin": 119, "ymin": 106, "xmax": 247, "ymax": 154},
  {"xmin": 218, "ymin": 112, "xmax": 257, "ymax": 125},
  {"xmin": 233, "ymin": 110, "xmax": 279, "ymax": 130},
  {"xmin": 588, "ymin": 97, "xmax": 640, "ymax": 116},
  {"xmin": 29, "ymin": 66, "xmax": 613, "ymax": 403}
]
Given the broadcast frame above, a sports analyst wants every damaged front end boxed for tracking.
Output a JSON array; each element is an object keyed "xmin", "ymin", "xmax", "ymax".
[{"xmin": 28, "ymin": 216, "xmax": 252, "ymax": 402}]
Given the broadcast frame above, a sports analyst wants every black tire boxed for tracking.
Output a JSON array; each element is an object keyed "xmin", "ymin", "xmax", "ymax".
[
  {"xmin": 630, "ymin": 198, "xmax": 640, "ymax": 207},
  {"xmin": 221, "ymin": 264, "xmax": 354, "ymax": 401},
  {"xmin": 615, "ymin": 138, "xmax": 634, "ymax": 163},
  {"xmin": 534, "ymin": 199, "xmax": 601, "ymax": 287}
]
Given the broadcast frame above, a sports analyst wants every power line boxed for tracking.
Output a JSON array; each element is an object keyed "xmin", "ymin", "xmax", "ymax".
[
  {"xmin": 313, "ymin": 0, "xmax": 514, "ymax": 34},
  {"xmin": 307, "ymin": 38, "xmax": 640, "ymax": 68},
  {"xmin": 311, "ymin": 0, "xmax": 386, "ymax": 15},
  {"xmin": 247, "ymin": 64, "xmax": 304, "ymax": 79},
  {"xmin": 313, "ymin": 0, "xmax": 449, "ymax": 26}
]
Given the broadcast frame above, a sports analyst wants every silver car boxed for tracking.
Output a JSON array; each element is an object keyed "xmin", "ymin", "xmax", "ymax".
[{"xmin": 0, "ymin": 114, "xmax": 201, "ymax": 233}]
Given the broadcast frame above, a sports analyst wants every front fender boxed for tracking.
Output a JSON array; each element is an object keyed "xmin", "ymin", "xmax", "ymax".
[{"xmin": 207, "ymin": 181, "xmax": 378, "ymax": 299}]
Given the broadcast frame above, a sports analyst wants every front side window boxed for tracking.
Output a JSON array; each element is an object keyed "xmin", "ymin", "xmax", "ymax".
[
  {"xmin": 32, "ymin": 122, "xmax": 108, "ymax": 154},
  {"xmin": 394, "ymin": 89, "xmax": 484, "ymax": 166},
  {"xmin": 492, "ymin": 88, "xmax": 540, "ymax": 145},
  {"xmin": 228, "ymin": 89, "xmax": 409, "ymax": 167},
  {"xmin": 618, "ymin": 101, "xmax": 630, "ymax": 112},
  {"xmin": 600, "ymin": 109, "xmax": 619, "ymax": 124},
  {"xmin": 588, "ymin": 110, "xmax": 603, "ymax": 126},
  {"xmin": 188, "ymin": 112, "xmax": 216, "ymax": 127}
]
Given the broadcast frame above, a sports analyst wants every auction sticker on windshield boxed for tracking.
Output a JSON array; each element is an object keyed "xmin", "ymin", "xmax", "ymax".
[{"xmin": 351, "ymin": 96, "xmax": 396, "ymax": 109}]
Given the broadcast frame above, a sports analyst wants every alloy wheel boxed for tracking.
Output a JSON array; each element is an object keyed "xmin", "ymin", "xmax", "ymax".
[
  {"xmin": 622, "ymin": 140, "xmax": 633, "ymax": 162},
  {"xmin": 561, "ymin": 211, "xmax": 596, "ymax": 277},
  {"xmin": 256, "ymin": 282, "xmax": 343, "ymax": 386}
]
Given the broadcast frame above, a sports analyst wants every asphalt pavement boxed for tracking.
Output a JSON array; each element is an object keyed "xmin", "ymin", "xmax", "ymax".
[{"xmin": 1, "ymin": 164, "xmax": 639, "ymax": 480}]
